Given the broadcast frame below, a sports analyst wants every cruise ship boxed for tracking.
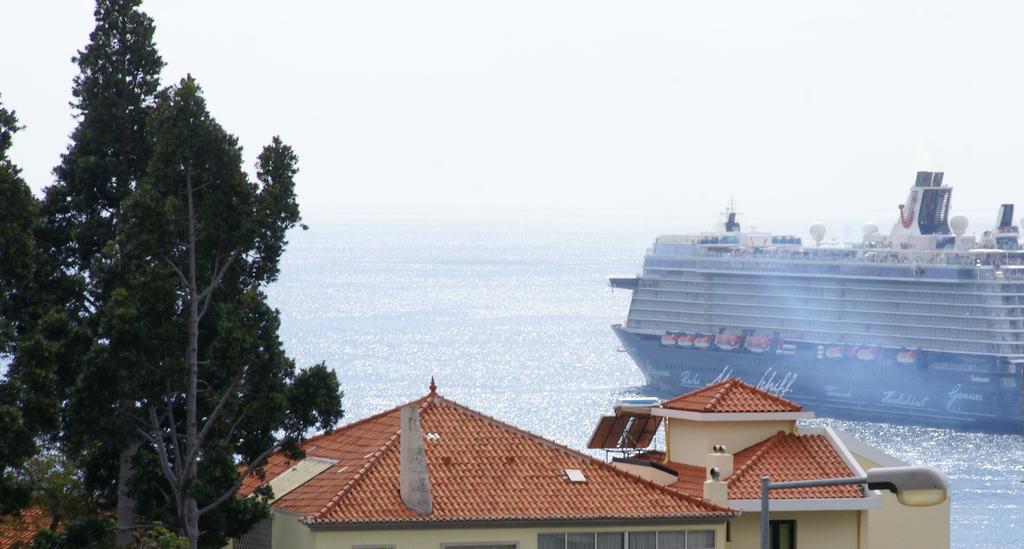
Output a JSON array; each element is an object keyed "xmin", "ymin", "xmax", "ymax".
[{"xmin": 611, "ymin": 171, "xmax": 1023, "ymax": 433}]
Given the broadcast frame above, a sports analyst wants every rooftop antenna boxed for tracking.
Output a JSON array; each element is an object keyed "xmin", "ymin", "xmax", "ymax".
[{"xmin": 722, "ymin": 196, "xmax": 741, "ymax": 232}]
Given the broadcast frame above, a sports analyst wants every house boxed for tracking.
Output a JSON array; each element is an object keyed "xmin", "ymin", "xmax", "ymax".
[
  {"xmin": 233, "ymin": 379, "xmax": 738, "ymax": 549},
  {"xmin": 0, "ymin": 507, "xmax": 51, "ymax": 549},
  {"xmin": 593, "ymin": 378, "xmax": 949, "ymax": 549}
]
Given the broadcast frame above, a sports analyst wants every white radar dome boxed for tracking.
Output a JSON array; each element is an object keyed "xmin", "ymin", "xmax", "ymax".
[
  {"xmin": 950, "ymin": 214, "xmax": 969, "ymax": 236},
  {"xmin": 862, "ymin": 222, "xmax": 880, "ymax": 236},
  {"xmin": 810, "ymin": 223, "xmax": 827, "ymax": 245}
]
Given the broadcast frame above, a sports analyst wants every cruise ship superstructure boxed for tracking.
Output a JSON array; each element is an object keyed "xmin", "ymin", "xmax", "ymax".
[{"xmin": 611, "ymin": 171, "xmax": 1023, "ymax": 432}]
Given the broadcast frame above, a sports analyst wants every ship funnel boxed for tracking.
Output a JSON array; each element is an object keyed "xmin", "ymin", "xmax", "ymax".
[
  {"xmin": 997, "ymin": 204, "xmax": 1014, "ymax": 229},
  {"xmin": 893, "ymin": 171, "xmax": 952, "ymax": 237}
]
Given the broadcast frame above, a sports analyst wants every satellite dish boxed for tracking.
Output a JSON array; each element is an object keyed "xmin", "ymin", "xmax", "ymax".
[
  {"xmin": 862, "ymin": 222, "xmax": 879, "ymax": 236},
  {"xmin": 810, "ymin": 223, "xmax": 827, "ymax": 245},
  {"xmin": 950, "ymin": 214, "xmax": 969, "ymax": 236}
]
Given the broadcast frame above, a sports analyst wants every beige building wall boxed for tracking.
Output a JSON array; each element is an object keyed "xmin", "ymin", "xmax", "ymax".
[
  {"xmin": 611, "ymin": 461, "xmax": 678, "ymax": 486},
  {"xmin": 268, "ymin": 514, "xmax": 727, "ymax": 549},
  {"xmin": 853, "ymin": 455, "xmax": 950, "ymax": 549},
  {"xmin": 666, "ymin": 419, "xmax": 795, "ymax": 465},
  {"xmin": 726, "ymin": 511, "xmax": 860, "ymax": 549}
]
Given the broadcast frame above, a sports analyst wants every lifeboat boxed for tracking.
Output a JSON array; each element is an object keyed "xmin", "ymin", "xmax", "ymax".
[
  {"xmin": 677, "ymin": 334, "xmax": 695, "ymax": 348},
  {"xmin": 660, "ymin": 333, "xmax": 679, "ymax": 346},
  {"xmin": 857, "ymin": 346, "xmax": 878, "ymax": 361},
  {"xmin": 694, "ymin": 335, "xmax": 712, "ymax": 350},
  {"xmin": 745, "ymin": 335, "xmax": 771, "ymax": 353},
  {"xmin": 896, "ymin": 350, "xmax": 918, "ymax": 364},
  {"xmin": 825, "ymin": 346, "xmax": 844, "ymax": 359},
  {"xmin": 716, "ymin": 333, "xmax": 741, "ymax": 351}
]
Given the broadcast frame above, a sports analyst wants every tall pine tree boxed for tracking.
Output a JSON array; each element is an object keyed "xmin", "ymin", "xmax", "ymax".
[
  {"xmin": 0, "ymin": 97, "xmax": 39, "ymax": 516},
  {"xmin": 120, "ymin": 76, "xmax": 343, "ymax": 549},
  {"xmin": 39, "ymin": 0, "xmax": 164, "ymax": 543}
]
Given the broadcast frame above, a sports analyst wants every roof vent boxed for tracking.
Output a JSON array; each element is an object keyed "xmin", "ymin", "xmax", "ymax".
[
  {"xmin": 564, "ymin": 469, "xmax": 587, "ymax": 483},
  {"xmin": 426, "ymin": 432, "xmax": 441, "ymax": 441}
]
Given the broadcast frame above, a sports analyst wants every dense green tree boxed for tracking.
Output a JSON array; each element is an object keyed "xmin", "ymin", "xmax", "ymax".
[
  {"xmin": 121, "ymin": 77, "xmax": 343, "ymax": 549},
  {"xmin": 38, "ymin": 0, "xmax": 164, "ymax": 543},
  {"xmin": 0, "ymin": 97, "xmax": 38, "ymax": 516}
]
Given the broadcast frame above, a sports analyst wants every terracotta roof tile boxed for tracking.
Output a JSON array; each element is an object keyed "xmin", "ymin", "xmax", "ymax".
[
  {"xmin": 0, "ymin": 507, "xmax": 50, "ymax": 549},
  {"xmin": 660, "ymin": 378, "xmax": 803, "ymax": 413},
  {"xmin": 664, "ymin": 432, "xmax": 862, "ymax": 500},
  {"xmin": 244, "ymin": 393, "xmax": 737, "ymax": 525}
]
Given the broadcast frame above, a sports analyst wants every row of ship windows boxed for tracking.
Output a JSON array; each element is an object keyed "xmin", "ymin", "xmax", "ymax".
[
  {"xmin": 631, "ymin": 291, "xmax": 1024, "ymax": 320},
  {"xmin": 636, "ymin": 281, "xmax": 1019, "ymax": 307},
  {"xmin": 629, "ymin": 299, "xmax": 1023, "ymax": 331},
  {"xmin": 644, "ymin": 268, "xmax": 1024, "ymax": 296},
  {"xmin": 625, "ymin": 318, "xmax": 1023, "ymax": 355},
  {"xmin": 645, "ymin": 258, "xmax": 1024, "ymax": 281},
  {"xmin": 628, "ymin": 309, "xmax": 1024, "ymax": 345}
]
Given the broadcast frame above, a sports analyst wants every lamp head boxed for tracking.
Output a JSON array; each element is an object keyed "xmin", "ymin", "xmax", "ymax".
[{"xmin": 866, "ymin": 465, "xmax": 949, "ymax": 507}]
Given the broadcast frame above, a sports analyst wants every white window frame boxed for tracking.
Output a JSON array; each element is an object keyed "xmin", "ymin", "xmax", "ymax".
[{"xmin": 440, "ymin": 543, "xmax": 520, "ymax": 549}]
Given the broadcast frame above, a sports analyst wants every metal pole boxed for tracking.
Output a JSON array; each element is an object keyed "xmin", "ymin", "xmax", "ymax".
[
  {"xmin": 759, "ymin": 475, "xmax": 867, "ymax": 549},
  {"xmin": 760, "ymin": 475, "xmax": 770, "ymax": 549}
]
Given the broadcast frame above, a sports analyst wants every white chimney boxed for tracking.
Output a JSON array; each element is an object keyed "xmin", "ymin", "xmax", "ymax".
[
  {"xmin": 703, "ymin": 444, "xmax": 732, "ymax": 506},
  {"xmin": 706, "ymin": 444, "xmax": 734, "ymax": 479},
  {"xmin": 400, "ymin": 404, "xmax": 433, "ymax": 515}
]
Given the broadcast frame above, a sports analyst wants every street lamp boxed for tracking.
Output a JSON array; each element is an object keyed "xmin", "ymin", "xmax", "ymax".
[{"xmin": 759, "ymin": 466, "xmax": 948, "ymax": 549}]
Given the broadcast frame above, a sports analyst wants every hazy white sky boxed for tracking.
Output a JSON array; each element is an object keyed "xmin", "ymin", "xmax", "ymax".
[{"xmin": 3, "ymin": 1, "xmax": 1023, "ymax": 231}]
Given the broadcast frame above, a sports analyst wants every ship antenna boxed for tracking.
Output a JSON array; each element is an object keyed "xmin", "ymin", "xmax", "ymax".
[{"xmin": 723, "ymin": 196, "xmax": 741, "ymax": 232}]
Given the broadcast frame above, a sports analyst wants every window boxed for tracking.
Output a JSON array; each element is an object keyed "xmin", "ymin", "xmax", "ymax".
[
  {"xmin": 770, "ymin": 520, "xmax": 796, "ymax": 549},
  {"xmin": 440, "ymin": 544, "xmax": 516, "ymax": 549},
  {"xmin": 540, "ymin": 531, "xmax": 714, "ymax": 549}
]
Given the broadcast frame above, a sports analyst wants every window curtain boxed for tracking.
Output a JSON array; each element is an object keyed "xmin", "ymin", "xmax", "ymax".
[
  {"xmin": 568, "ymin": 533, "xmax": 597, "ymax": 549},
  {"xmin": 657, "ymin": 531, "xmax": 687, "ymax": 549},
  {"xmin": 627, "ymin": 532, "xmax": 656, "ymax": 549},
  {"xmin": 685, "ymin": 530, "xmax": 716, "ymax": 549},
  {"xmin": 539, "ymin": 534, "xmax": 567, "ymax": 549},
  {"xmin": 596, "ymin": 533, "xmax": 624, "ymax": 549}
]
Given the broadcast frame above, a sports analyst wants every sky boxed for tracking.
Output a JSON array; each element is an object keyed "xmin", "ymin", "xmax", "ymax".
[{"xmin": 3, "ymin": 1, "xmax": 1024, "ymax": 233}]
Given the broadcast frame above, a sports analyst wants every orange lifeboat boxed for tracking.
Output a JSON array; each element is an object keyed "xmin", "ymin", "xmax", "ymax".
[
  {"xmin": 745, "ymin": 335, "xmax": 771, "ymax": 353},
  {"xmin": 716, "ymin": 333, "xmax": 741, "ymax": 351},
  {"xmin": 660, "ymin": 333, "xmax": 679, "ymax": 346},
  {"xmin": 677, "ymin": 334, "xmax": 695, "ymax": 348},
  {"xmin": 825, "ymin": 346, "xmax": 844, "ymax": 359},
  {"xmin": 896, "ymin": 350, "xmax": 918, "ymax": 364},
  {"xmin": 857, "ymin": 346, "xmax": 878, "ymax": 361},
  {"xmin": 694, "ymin": 335, "xmax": 712, "ymax": 350}
]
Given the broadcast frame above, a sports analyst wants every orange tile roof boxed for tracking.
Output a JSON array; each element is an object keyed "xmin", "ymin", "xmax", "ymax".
[
  {"xmin": 660, "ymin": 378, "xmax": 803, "ymax": 413},
  {"xmin": 243, "ymin": 391, "xmax": 737, "ymax": 526},
  {"xmin": 0, "ymin": 507, "xmax": 50, "ymax": 549},
  {"xmin": 664, "ymin": 432, "xmax": 862, "ymax": 500}
]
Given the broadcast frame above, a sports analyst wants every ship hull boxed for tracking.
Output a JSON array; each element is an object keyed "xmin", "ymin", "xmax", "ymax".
[{"xmin": 613, "ymin": 324, "xmax": 1024, "ymax": 433}]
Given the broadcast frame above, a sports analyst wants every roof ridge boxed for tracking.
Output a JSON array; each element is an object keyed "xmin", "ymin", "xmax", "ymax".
[
  {"xmin": 736, "ymin": 379, "xmax": 803, "ymax": 411},
  {"xmin": 726, "ymin": 430, "xmax": 789, "ymax": 485},
  {"xmin": 660, "ymin": 378, "xmax": 731, "ymax": 408},
  {"xmin": 303, "ymin": 393, "xmax": 439, "ymax": 522},
  {"xmin": 296, "ymin": 393, "xmax": 431, "ymax": 451},
  {"xmin": 703, "ymin": 379, "xmax": 738, "ymax": 411},
  {"xmin": 431, "ymin": 396, "xmax": 737, "ymax": 516}
]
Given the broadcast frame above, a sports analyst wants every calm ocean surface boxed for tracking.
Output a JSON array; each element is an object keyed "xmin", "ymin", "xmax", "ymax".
[{"xmin": 266, "ymin": 213, "xmax": 1023, "ymax": 548}]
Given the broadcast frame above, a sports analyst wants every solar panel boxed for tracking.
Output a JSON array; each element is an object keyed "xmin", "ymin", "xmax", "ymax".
[
  {"xmin": 586, "ymin": 414, "xmax": 662, "ymax": 449},
  {"xmin": 587, "ymin": 416, "xmax": 627, "ymax": 449}
]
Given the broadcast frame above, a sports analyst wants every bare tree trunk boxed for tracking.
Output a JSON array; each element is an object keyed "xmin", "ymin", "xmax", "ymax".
[
  {"xmin": 116, "ymin": 438, "xmax": 142, "ymax": 546},
  {"xmin": 183, "ymin": 166, "xmax": 201, "ymax": 549}
]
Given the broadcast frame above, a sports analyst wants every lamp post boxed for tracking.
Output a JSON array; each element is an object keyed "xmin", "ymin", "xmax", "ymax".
[{"xmin": 759, "ymin": 466, "xmax": 948, "ymax": 549}]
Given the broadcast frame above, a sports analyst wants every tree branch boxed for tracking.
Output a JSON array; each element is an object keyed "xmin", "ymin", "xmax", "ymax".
[
  {"xmin": 197, "ymin": 443, "xmax": 279, "ymax": 517},
  {"xmin": 184, "ymin": 377, "xmax": 239, "ymax": 477},
  {"xmin": 197, "ymin": 249, "xmax": 240, "ymax": 319},
  {"xmin": 159, "ymin": 253, "xmax": 191, "ymax": 294},
  {"xmin": 147, "ymin": 407, "xmax": 180, "ymax": 490}
]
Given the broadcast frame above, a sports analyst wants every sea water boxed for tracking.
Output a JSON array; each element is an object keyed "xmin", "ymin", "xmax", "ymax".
[{"xmin": 266, "ymin": 212, "xmax": 1023, "ymax": 548}]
